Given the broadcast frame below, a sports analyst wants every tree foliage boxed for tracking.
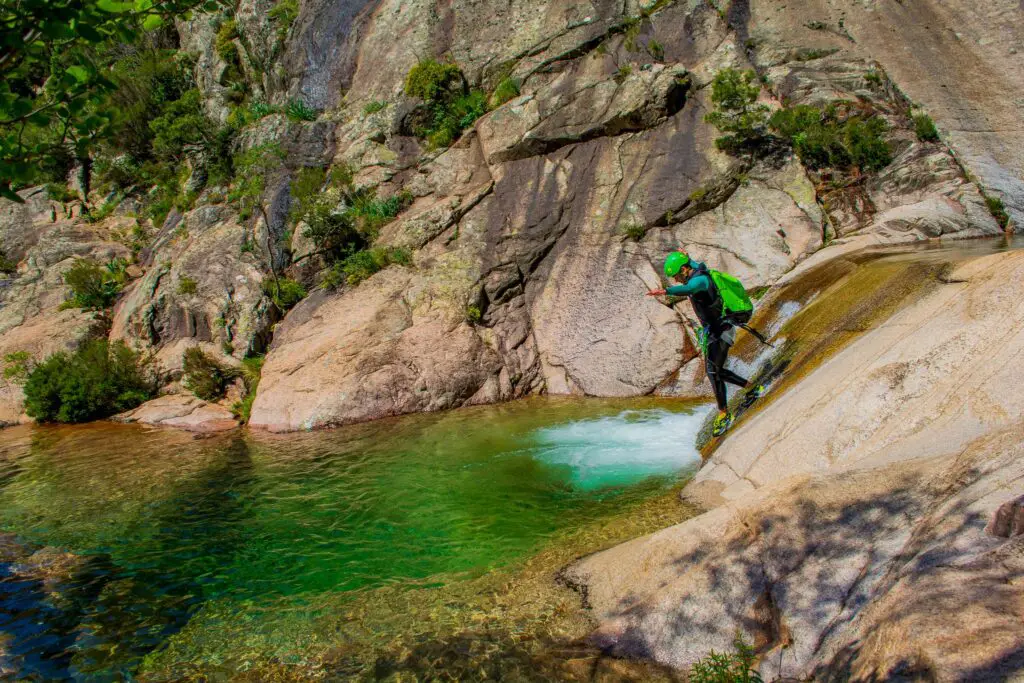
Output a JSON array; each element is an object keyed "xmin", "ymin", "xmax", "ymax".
[
  {"xmin": 0, "ymin": 0, "xmax": 226, "ymax": 202},
  {"xmin": 704, "ymin": 68, "xmax": 770, "ymax": 153},
  {"xmin": 23, "ymin": 339, "xmax": 156, "ymax": 423},
  {"xmin": 182, "ymin": 346, "xmax": 236, "ymax": 400}
]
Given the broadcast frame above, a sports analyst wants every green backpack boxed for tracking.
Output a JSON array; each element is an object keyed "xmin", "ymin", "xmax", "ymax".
[{"xmin": 709, "ymin": 270, "xmax": 754, "ymax": 324}]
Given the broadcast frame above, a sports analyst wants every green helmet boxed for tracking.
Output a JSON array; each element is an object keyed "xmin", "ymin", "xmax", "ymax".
[{"xmin": 663, "ymin": 251, "xmax": 691, "ymax": 278}]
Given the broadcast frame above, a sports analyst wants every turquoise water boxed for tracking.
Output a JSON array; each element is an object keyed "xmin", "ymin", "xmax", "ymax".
[{"xmin": 0, "ymin": 397, "xmax": 708, "ymax": 680}]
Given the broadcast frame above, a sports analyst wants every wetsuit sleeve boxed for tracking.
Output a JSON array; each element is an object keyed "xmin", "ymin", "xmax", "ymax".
[{"xmin": 666, "ymin": 274, "xmax": 711, "ymax": 297}]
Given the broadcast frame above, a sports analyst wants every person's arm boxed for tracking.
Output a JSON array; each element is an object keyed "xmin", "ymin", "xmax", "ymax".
[{"xmin": 665, "ymin": 274, "xmax": 710, "ymax": 297}]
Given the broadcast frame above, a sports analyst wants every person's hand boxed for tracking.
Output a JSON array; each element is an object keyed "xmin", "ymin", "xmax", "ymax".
[{"xmin": 646, "ymin": 289, "xmax": 667, "ymax": 296}]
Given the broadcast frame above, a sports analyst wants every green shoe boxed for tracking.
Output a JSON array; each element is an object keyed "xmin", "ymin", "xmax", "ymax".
[
  {"xmin": 712, "ymin": 411, "xmax": 734, "ymax": 437},
  {"xmin": 741, "ymin": 383, "xmax": 766, "ymax": 409}
]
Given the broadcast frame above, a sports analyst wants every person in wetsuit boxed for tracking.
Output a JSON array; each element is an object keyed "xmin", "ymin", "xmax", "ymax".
[{"xmin": 647, "ymin": 251, "xmax": 762, "ymax": 435}]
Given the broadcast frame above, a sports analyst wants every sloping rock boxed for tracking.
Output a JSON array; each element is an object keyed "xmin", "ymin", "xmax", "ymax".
[
  {"xmin": 113, "ymin": 394, "xmax": 239, "ymax": 432},
  {"xmin": 110, "ymin": 205, "xmax": 273, "ymax": 374},
  {"xmin": 690, "ymin": 249, "xmax": 1024, "ymax": 506},
  {"xmin": 566, "ymin": 424, "xmax": 1024, "ymax": 681}
]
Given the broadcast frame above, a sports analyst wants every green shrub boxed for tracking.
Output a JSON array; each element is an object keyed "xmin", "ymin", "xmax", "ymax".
[
  {"xmin": 768, "ymin": 104, "xmax": 891, "ymax": 171},
  {"xmin": 704, "ymin": 68, "xmax": 770, "ymax": 153},
  {"xmin": 86, "ymin": 197, "xmax": 119, "ymax": 223},
  {"xmin": 348, "ymin": 189, "xmax": 413, "ymax": 237},
  {"xmin": 23, "ymin": 340, "xmax": 156, "ymax": 424},
  {"xmin": 62, "ymin": 258, "xmax": 127, "ymax": 310},
  {"xmin": 984, "ymin": 194, "xmax": 1010, "ymax": 229},
  {"xmin": 404, "ymin": 59, "xmax": 464, "ymax": 101},
  {"xmin": 3, "ymin": 351, "xmax": 32, "ymax": 384},
  {"xmin": 864, "ymin": 69, "xmax": 883, "ymax": 87},
  {"xmin": 178, "ymin": 275, "xmax": 198, "ymax": 295},
  {"xmin": 103, "ymin": 49, "xmax": 195, "ymax": 164},
  {"xmin": 335, "ymin": 246, "xmax": 411, "ymax": 286},
  {"xmin": 490, "ymin": 77, "xmax": 520, "ymax": 107},
  {"xmin": 404, "ymin": 60, "xmax": 485, "ymax": 149},
  {"xmin": 647, "ymin": 38, "xmax": 665, "ymax": 61},
  {"xmin": 622, "ymin": 16, "xmax": 642, "ymax": 52},
  {"xmin": 150, "ymin": 89, "xmax": 211, "ymax": 162},
  {"xmin": 913, "ymin": 113, "xmax": 939, "ymax": 142},
  {"xmin": 689, "ymin": 634, "xmax": 763, "ymax": 683},
  {"xmin": 423, "ymin": 90, "xmax": 488, "ymax": 149},
  {"xmin": 263, "ymin": 276, "xmax": 307, "ymax": 311},
  {"xmin": 465, "ymin": 304, "xmax": 482, "ymax": 324},
  {"xmin": 231, "ymin": 354, "xmax": 264, "ymax": 422},
  {"xmin": 268, "ymin": 0, "xmax": 299, "ymax": 40},
  {"xmin": 215, "ymin": 20, "xmax": 239, "ymax": 63},
  {"xmin": 182, "ymin": 346, "xmax": 237, "ymax": 401},
  {"xmin": 285, "ymin": 99, "xmax": 319, "ymax": 122},
  {"xmin": 620, "ymin": 222, "xmax": 646, "ymax": 240},
  {"xmin": 363, "ymin": 100, "xmax": 387, "ymax": 115},
  {"xmin": 615, "ymin": 64, "xmax": 633, "ymax": 82}
]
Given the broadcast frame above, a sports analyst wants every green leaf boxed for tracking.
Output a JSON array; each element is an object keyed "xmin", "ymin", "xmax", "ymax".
[
  {"xmin": 142, "ymin": 14, "xmax": 164, "ymax": 30},
  {"xmin": 134, "ymin": 0, "xmax": 155, "ymax": 10},
  {"xmin": 96, "ymin": 0, "xmax": 134, "ymax": 13},
  {"xmin": 66, "ymin": 65, "xmax": 90, "ymax": 83}
]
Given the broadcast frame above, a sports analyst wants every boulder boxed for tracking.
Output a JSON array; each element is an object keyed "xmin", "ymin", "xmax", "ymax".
[
  {"xmin": 248, "ymin": 267, "xmax": 502, "ymax": 431},
  {"xmin": 113, "ymin": 394, "xmax": 239, "ymax": 432}
]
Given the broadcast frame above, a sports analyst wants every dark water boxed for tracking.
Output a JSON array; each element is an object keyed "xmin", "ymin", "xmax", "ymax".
[{"xmin": 0, "ymin": 398, "xmax": 708, "ymax": 681}]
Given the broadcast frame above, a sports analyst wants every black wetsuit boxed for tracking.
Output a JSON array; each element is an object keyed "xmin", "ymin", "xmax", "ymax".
[{"xmin": 666, "ymin": 262, "xmax": 750, "ymax": 410}]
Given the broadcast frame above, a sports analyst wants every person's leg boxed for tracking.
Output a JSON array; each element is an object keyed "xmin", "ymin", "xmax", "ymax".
[
  {"xmin": 705, "ymin": 339, "xmax": 730, "ymax": 411},
  {"xmin": 719, "ymin": 365, "xmax": 749, "ymax": 388}
]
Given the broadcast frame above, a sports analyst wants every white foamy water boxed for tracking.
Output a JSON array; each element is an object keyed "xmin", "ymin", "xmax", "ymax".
[{"xmin": 528, "ymin": 407, "xmax": 711, "ymax": 490}]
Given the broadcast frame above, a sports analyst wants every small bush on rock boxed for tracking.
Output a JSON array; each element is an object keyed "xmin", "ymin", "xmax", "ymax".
[
  {"xmin": 689, "ymin": 634, "xmax": 763, "ymax": 683},
  {"xmin": 768, "ymin": 103, "xmax": 890, "ymax": 172},
  {"xmin": 704, "ymin": 68, "xmax": 770, "ymax": 153},
  {"xmin": 268, "ymin": 0, "xmax": 298, "ymax": 40},
  {"xmin": 984, "ymin": 194, "xmax": 1010, "ymax": 229},
  {"xmin": 23, "ymin": 340, "xmax": 156, "ymax": 424},
  {"xmin": 490, "ymin": 77, "xmax": 520, "ymax": 107},
  {"xmin": 404, "ymin": 59, "xmax": 486, "ymax": 149},
  {"xmin": 331, "ymin": 247, "xmax": 411, "ymax": 287},
  {"xmin": 3, "ymin": 351, "xmax": 31, "ymax": 384},
  {"xmin": 62, "ymin": 258, "xmax": 128, "ymax": 310},
  {"xmin": 263, "ymin": 276, "xmax": 307, "ymax": 311},
  {"xmin": 285, "ymin": 99, "xmax": 319, "ymax": 122},
  {"xmin": 182, "ymin": 347, "xmax": 237, "ymax": 401},
  {"xmin": 913, "ymin": 113, "xmax": 939, "ymax": 142}
]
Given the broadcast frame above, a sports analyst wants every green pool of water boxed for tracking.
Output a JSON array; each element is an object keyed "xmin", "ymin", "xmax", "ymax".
[{"xmin": 0, "ymin": 397, "xmax": 708, "ymax": 681}]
